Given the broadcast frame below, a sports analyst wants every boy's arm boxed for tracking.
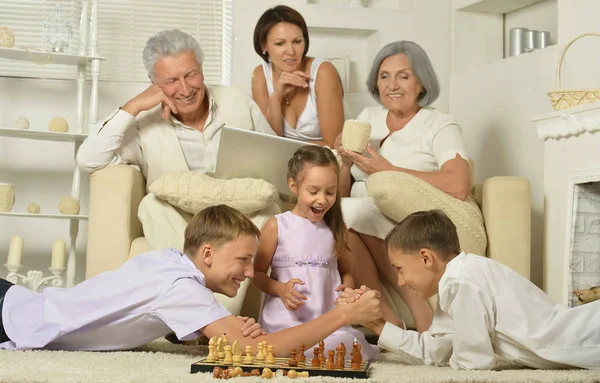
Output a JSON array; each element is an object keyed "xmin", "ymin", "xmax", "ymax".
[{"xmin": 201, "ymin": 289, "xmax": 382, "ymax": 356}]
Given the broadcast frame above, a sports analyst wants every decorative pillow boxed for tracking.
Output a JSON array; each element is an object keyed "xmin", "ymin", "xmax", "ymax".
[
  {"xmin": 367, "ymin": 171, "xmax": 487, "ymax": 255},
  {"xmin": 149, "ymin": 171, "xmax": 279, "ymax": 215}
]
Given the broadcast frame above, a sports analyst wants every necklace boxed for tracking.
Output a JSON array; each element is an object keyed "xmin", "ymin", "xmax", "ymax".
[{"xmin": 283, "ymin": 95, "xmax": 290, "ymax": 105}]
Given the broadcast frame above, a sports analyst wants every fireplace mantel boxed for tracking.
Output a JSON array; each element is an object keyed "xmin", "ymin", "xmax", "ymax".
[{"xmin": 532, "ymin": 103, "xmax": 600, "ymax": 140}]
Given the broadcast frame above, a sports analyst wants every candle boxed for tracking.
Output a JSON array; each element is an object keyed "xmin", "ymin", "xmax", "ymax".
[
  {"xmin": 51, "ymin": 239, "xmax": 66, "ymax": 269},
  {"xmin": 6, "ymin": 235, "xmax": 23, "ymax": 266}
]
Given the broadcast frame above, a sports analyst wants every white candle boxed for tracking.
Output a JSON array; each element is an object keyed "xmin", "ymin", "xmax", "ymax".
[
  {"xmin": 51, "ymin": 239, "xmax": 66, "ymax": 269},
  {"xmin": 6, "ymin": 235, "xmax": 23, "ymax": 266}
]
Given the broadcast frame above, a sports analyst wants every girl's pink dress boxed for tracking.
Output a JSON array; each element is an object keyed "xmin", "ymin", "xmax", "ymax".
[{"xmin": 258, "ymin": 211, "xmax": 380, "ymax": 360}]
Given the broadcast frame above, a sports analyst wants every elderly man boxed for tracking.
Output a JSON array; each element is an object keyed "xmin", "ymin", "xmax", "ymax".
[{"xmin": 77, "ymin": 29, "xmax": 277, "ymax": 315}]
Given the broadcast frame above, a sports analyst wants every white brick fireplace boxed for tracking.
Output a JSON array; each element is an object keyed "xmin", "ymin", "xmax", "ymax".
[{"xmin": 533, "ymin": 103, "xmax": 600, "ymax": 305}]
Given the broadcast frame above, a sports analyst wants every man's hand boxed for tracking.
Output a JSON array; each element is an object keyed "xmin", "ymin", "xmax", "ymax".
[
  {"xmin": 337, "ymin": 288, "xmax": 382, "ymax": 325},
  {"xmin": 278, "ymin": 278, "xmax": 307, "ymax": 311},
  {"xmin": 121, "ymin": 84, "xmax": 178, "ymax": 119},
  {"xmin": 238, "ymin": 316, "xmax": 266, "ymax": 338},
  {"xmin": 335, "ymin": 285, "xmax": 369, "ymax": 305}
]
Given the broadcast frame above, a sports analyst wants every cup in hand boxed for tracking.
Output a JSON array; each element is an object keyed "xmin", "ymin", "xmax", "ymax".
[{"xmin": 342, "ymin": 120, "xmax": 371, "ymax": 153}]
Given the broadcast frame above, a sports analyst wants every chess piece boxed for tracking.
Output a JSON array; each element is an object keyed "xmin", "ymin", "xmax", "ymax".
[
  {"xmin": 288, "ymin": 348, "xmax": 298, "ymax": 367},
  {"xmin": 263, "ymin": 342, "xmax": 269, "ymax": 359},
  {"xmin": 232, "ymin": 340, "xmax": 242, "ymax": 364},
  {"xmin": 206, "ymin": 337, "xmax": 217, "ymax": 363},
  {"xmin": 223, "ymin": 344, "xmax": 233, "ymax": 364},
  {"xmin": 311, "ymin": 347, "xmax": 320, "ymax": 367},
  {"xmin": 216, "ymin": 337, "xmax": 225, "ymax": 359},
  {"xmin": 222, "ymin": 333, "xmax": 228, "ymax": 344},
  {"xmin": 298, "ymin": 343, "xmax": 306, "ymax": 366},
  {"xmin": 319, "ymin": 346, "xmax": 326, "ymax": 365},
  {"xmin": 226, "ymin": 366, "xmax": 235, "ymax": 378},
  {"xmin": 340, "ymin": 342, "xmax": 347, "ymax": 360},
  {"xmin": 298, "ymin": 371, "xmax": 309, "ymax": 377},
  {"xmin": 326, "ymin": 350, "xmax": 335, "ymax": 369},
  {"xmin": 265, "ymin": 344, "xmax": 275, "ymax": 364},
  {"xmin": 287, "ymin": 369, "xmax": 298, "ymax": 379},
  {"xmin": 251, "ymin": 369, "xmax": 261, "ymax": 376},
  {"xmin": 255, "ymin": 342, "xmax": 266, "ymax": 363},
  {"xmin": 212, "ymin": 367, "xmax": 222, "ymax": 379},
  {"xmin": 233, "ymin": 366, "xmax": 243, "ymax": 377},
  {"xmin": 261, "ymin": 367, "xmax": 274, "ymax": 379},
  {"xmin": 244, "ymin": 345, "xmax": 254, "ymax": 364},
  {"xmin": 351, "ymin": 340, "xmax": 362, "ymax": 370},
  {"xmin": 319, "ymin": 339, "xmax": 325, "ymax": 357},
  {"xmin": 335, "ymin": 344, "xmax": 345, "ymax": 369}
]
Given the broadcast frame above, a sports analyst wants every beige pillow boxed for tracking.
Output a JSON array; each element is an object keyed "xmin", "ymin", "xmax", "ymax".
[
  {"xmin": 367, "ymin": 171, "xmax": 487, "ymax": 255},
  {"xmin": 149, "ymin": 171, "xmax": 278, "ymax": 215}
]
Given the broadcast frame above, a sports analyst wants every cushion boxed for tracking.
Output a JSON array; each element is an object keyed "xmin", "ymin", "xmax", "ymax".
[
  {"xmin": 366, "ymin": 171, "xmax": 487, "ymax": 255},
  {"xmin": 149, "ymin": 171, "xmax": 279, "ymax": 215}
]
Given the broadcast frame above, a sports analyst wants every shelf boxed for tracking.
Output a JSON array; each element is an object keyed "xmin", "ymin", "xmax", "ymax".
[
  {"xmin": 0, "ymin": 47, "xmax": 103, "ymax": 66},
  {"xmin": 0, "ymin": 212, "xmax": 88, "ymax": 220},
  {"xmin": 0, "ymin": 127, "xmax": 87, "ymax": 142},
  {"xmin": 455, "ymin": 0, "xmax": 547, "ymax": 14}
]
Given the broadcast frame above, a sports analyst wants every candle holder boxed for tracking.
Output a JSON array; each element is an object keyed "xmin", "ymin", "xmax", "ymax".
[{"xmin": 4, "ymin": 264, "xmax": 65, "ymax": 291}]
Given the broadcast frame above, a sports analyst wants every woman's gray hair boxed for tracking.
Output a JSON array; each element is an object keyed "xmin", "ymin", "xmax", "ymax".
[
  {"xmin": 366, "ymin": 41, "xmax": 439, "ymax": 107},
  {"xmin": 143, "ymin": 29, "xmax": 204, "ymax": 81}
]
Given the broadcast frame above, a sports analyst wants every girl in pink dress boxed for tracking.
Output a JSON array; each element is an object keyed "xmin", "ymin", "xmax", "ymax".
[{"xmin": 252, "ymin": 145, "xmax": 379, "ymax": 360}]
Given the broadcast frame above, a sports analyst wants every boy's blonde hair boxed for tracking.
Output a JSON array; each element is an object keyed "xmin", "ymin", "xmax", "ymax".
[
  {"xmin": 184, "ymin": 205, "xmax": 260, "ymax": 257},
  {"xmin": 384, "ymin": 210, "xmax": 461, "ymax": 261}
]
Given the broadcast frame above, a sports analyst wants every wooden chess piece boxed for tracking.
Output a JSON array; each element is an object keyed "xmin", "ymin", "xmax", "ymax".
[
  {"xmin": 261, "ymin": 367, "xmax": 274, "ymax": 379},
  {"xmin": 222, "ymin": 333, "xmax": 228, "ymax": 344},
  {"xmin": 326, "ymin": 350, "xmax": 335, "ymax": 369},
  {"xmin": 216, "ymin": 337, "xmax": 225, "ymax": 359},
  {"xmin": 212, "ymin": 367, "xmax": 222, "ymax": 379},
  {"xmin": 287, "ymin": 369, "xmax": 298, "ymax": 379},
  {"xmin": 288, "ymin": 348, "xmax": 298, "ymax": 367},
  {"xmin": 206, "ymin": 337, "xmax": 217, "ymax": 363},
  {"xmin": 350, "ymin": 341, "xmax": 362, "ymax": 370},
  {"xmin": 340, "ymin": 342, "xmax": 347, "ymax": 360},
  {"xmin": 335, "ymin": 344, "xmax": 345, "ymax": 369},
  {"xmin": 298, "ymin": 343, "xmax": 306, "ymax": 366},
  {"xmin": 244, "ymin": 345, "xmax": 254, "ymax": 364},
  {"xmin": 311, "ymin": 347, "xmax": 320, "ymax": 367},
  {"xmin": 298, "ymin": 371, "xmax": 309, "ymax": 377},
  {"xmin": 223, "ymin": 344, "xmax": 233, "ymax": 364},
  {"xmin": 263, "ymin": 342, "xmax": 269, "ymax": 359},
  {"xmin": 319, "ymin": 339, "xmax": 325, "ymax": 359},
  {"xmin": 251, "ymin": 368, "xmax": 261, "ymax": 376},
  {"xmin": 265, "ymin": 344, "xmax": 275, "ymax": 364},
  {"xmin": 256, "ymin": 342, "xmax": 266, "ymax": 363},
  {"xmin": 232, "ymin": 340, "xmax": 242, "ymax": 364}
]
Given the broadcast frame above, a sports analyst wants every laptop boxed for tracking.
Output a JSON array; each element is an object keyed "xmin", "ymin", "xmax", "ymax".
[{"xmin": 212, "ymin": 126, "xmax": 315, "ymax": 202}]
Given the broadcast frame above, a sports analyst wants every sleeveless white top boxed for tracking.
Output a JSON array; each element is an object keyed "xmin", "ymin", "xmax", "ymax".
[{"xmin": 262, "ymin": 58, "xmax": 325, "ymax": 142}]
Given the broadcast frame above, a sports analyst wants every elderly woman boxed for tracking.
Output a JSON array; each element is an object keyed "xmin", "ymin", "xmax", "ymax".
[
  {"xmin": 251, "ymin": 5, "xmax": 349, "ymax": 147},
  {"xmin": 335, "ymin": 41, "xmax": 486, "ymax": 332}
]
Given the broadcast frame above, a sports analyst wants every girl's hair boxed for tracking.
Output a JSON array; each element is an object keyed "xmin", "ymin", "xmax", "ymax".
[{"xmin": 287, "ymin": 145, "xmax": 348, "ymax": 257}]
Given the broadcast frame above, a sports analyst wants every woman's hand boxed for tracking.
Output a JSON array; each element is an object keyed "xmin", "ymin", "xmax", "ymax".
[
  {"xmin": 237, "ymin": 316, "xmax": 267, "ymax": 338},
  {"xmin": 277, "ymin": 278, "xmax": 307, "ymax": 311},
  {"xmin": 273, "ymin": 71, "xmax": 310, "ymax": 102},
  {"xmin": 346, "ymin": 144, "xmax": 395, "ymax": 175},
  {"xmin": 334, "ymin": 132, "xmax": 353, "ymax": 166}
]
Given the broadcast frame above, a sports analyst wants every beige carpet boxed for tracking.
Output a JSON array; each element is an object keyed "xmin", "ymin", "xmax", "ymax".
[{"xmin": 0, "ymin": 339, "xmax": 599, "ymax": 383}]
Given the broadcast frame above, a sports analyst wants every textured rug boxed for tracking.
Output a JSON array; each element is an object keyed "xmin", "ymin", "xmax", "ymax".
[{"xmin": 0, "ymin": 339, "xmax": 599, "ymax": 383}]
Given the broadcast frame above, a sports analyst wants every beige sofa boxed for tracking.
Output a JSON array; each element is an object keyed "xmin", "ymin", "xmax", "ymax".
[{"xmin": 85, "ymin": 165, "xmax": 531, "ymax": 324}]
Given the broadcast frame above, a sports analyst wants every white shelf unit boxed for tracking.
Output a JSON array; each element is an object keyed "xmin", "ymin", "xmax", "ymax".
[
  {"xmin": 0, "ymin": 0, "xmax": 101, "ymax": 288},
  {"xmin": 454, "ymin": 0, "xmax": 548, "ymax": 14}
]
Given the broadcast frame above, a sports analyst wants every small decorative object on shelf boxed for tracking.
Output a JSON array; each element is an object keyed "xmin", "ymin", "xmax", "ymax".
[
  {"xmin": 0, "ymin": 183, "xmax": 15, "ymax": 212},
  {"xmin": 48, "ymin": 116, "xmax": 69, "ymax": 133},
  {"xmin": 14, "ymin": 116, "xmax": 30, "ymax": 130},
  {"xmin": 27, "ymin": 203, "xmax": 41, "ymax": 214},
  {"xmin": 42, "ymin": 4, "xmax": 73, "ymax": 53},
  {"xmin": 0, "ymin": 26, "xmax": 15, "ymax": 48},
  {"xmin": 58, "ymin": 196, "xmax": 80, "ymax": 214}
]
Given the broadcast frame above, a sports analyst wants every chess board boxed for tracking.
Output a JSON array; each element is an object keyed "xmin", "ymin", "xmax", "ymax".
[{"xmin": 190, "ymin": 357, "xmax": 371, "ymax": 379}]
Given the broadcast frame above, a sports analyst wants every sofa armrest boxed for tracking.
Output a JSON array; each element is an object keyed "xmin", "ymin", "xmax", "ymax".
[
  {"xmin": 481, "ymin": 176, "xmax": 531, "ymax": 279},
  {"xmin": 86, "ymin": 165, "xmax": 146, "ymax": 278}
]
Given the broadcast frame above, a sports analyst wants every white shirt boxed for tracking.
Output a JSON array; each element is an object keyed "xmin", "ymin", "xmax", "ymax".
[
  {"xmin": 378, "ymin": 253, "xmax": 600, "ymax": 370},
  {"xmin": 0, "ymin": 248, "xmax": 230, "ymax": 351},
  {"xmin": 350, "ymin": 106, "xmax": 468, "ymax": 183},
  {"xmin": 77, "ymin": 88, "xmax": 272, "ymax": 176}
]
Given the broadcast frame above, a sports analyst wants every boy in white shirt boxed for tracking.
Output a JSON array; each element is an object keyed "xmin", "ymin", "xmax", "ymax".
[
  {"xmin": 0, "ymin": 205, "xmax": 382, "ymax": 352},
  {"xmin": 341, "ymin": 210, "xmax": 600, "ymax": 370}
]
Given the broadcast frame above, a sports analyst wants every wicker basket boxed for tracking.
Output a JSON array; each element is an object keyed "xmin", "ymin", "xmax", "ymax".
[{"xmin": 547, "ymin": 32, "xmax": 600, "ymax": 111}]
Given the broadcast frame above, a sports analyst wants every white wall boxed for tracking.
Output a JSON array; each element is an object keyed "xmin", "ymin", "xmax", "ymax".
[{"xmin": 0, "ymin": 0, "xmax": 452, "ymax": 283}]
